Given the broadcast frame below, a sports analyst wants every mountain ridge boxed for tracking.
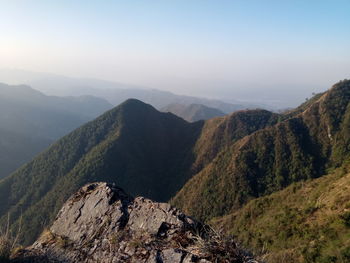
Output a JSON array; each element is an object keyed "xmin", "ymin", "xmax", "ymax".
[
  {"xmin": 1, "ymin": 80, "xmax": 349, "ymax": 250},
  {"xmin": 0, "ymin": 99, "xmax": 203, "ymax": 244},
  {"xmin": 172, "ymin": 80, "xmax": 350, "ymax": 221}
]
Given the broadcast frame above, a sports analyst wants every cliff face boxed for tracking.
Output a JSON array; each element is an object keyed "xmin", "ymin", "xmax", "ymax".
[{"xmin": 12, "ymin": 183, "xmax": 257, "ymax": 263}]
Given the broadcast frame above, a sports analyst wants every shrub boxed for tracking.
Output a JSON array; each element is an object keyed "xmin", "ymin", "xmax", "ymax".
[{"xmin": 340, "ymin": 211, "xmax": 350, "ymax": 227}]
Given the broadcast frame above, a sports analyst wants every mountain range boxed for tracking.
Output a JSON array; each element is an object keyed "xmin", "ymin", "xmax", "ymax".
[
  {"xmin": 161, "ymin": 103, "xmax": 226, "ymax": 122},
  {"xmin": 0, "ymin": 69, "xmax": 271, "ymax": 113},
  {"xmin": 0, "ymin": 80, "xmax": 349, "ymax": 263},
  {"xmin": 0, "ymin": 83, "xmax": 112, "ymax": 179}
]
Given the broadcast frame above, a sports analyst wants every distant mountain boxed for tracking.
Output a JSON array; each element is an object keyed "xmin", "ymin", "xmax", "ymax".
[
  {"xmin": 0, "ymin": 83, "xmax": 112, "ymax": 179},
  {"xmin": 0, "ymin": 129, "xmax": 51, "ymax": 179},
  {"xmin": 0, "ymin": 69, "xmax": 270, "ymax": 113},
  {"xmin": 161, "ymin": 103, "xmax": 226, "ymax": 122}
]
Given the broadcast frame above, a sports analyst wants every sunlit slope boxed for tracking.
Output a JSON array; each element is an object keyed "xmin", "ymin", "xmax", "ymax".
[
  {"xmin": 172, "ymin": 80, "xmax": 350, "ymax": 222},
  {"xmin": 213, "ymin": 165, "xmax": 350, "ymax": 263}
]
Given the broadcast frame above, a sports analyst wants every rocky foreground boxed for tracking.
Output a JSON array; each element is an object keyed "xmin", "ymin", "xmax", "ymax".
[{"xmin": 12, "ymin": 182, "xmax": 257, "ymax": 263}]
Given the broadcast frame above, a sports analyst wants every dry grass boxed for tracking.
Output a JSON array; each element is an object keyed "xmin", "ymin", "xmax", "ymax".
[
  {"xmin": 0, "ymin": 214, "xmax": 22, "ymax": 262},
  {"xmin": 184, "ymin": 226, "xmax": 258, "ymax": 263}
]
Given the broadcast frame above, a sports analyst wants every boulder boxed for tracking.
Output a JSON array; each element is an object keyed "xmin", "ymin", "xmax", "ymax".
[{"xmin": 12, "ymin": 182, "xmax": 256, "ymax": 263}]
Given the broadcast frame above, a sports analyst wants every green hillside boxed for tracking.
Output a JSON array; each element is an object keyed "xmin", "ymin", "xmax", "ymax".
[
  {"xmin": 0, "ymin": 99, "xmax": 202, "ymax": 244},
  {"xmin": 172, "ymin": 80, "xmax": 350, "ymax": 222},
  {"xmin": 212, "ymin": 164, "xmax": 350, "ymax": 263},
  {"xmin": 0, "ymin": 100, "xmax": 277, "ymax": 245},
  {"xmin": 191, "ymin": 109, "xmax": 279, "ymax": 173},
  {"xmin": 1, "ymin": 80, "xmax": 349, "ymax": 248}
]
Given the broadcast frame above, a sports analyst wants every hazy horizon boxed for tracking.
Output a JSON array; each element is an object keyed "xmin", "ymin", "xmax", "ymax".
[{"xmin": 1, "ymin": 1, "xmax": 349, "ymax": 107}]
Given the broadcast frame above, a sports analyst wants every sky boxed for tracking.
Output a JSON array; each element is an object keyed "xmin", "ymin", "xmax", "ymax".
[{"xmin": 0, "ymin": 0, "xmax": 349, "ymax": 107}]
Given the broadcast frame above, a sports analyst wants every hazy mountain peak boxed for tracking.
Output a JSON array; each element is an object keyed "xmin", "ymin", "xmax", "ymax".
[{"xmin": 161, "ymin": 103, "xmax": 226, "ymax": 122}]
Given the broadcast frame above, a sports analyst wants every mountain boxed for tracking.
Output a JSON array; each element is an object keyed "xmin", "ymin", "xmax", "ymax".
[
  {"xmin": 1, "ymin": 80, "xmax": 349, "ymax": 249},
  {"xmin": 11, "ymin": 182, "xmax": 257, "ymax": 263},
  {"xmin": 172, "ymin": 80, "xmax": 350, "ymax": 222},
  {"xmin": 0, "ymin": 129, "xmax": 51, "ymax": 179},
  {"xmin": 0, "ymin": 82, "xmax": 112, "ymax": 140},
  {"xmin": 0, "ymin": 69, "xmax": 271, "ymax": 113},
  {"xmin": 0, "ymin": 99, "xmax": 203, "ymax": 245},
  {"xmin": 0, "ymin": 100, "xmax": 278, "ymax": 246},
  {"xmin": 0, "ymin": 83, "xmax": 112, "ymax": 179},
  {"xmin": 161, "ymin": 103, "xmax": 226, "ymax": 122},
  {"xmin": 212, "ymin": 164, "xmax": 350, "ymax": 263}
]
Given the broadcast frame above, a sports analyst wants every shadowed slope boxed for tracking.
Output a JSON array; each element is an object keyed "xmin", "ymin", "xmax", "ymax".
[
  {"xmin": 0, "ymin": 99, "xmax": 202, "ymax": 245},
  {"xmin": 0, "ymin": 83, "xmax": 112, "ymax": 179}
]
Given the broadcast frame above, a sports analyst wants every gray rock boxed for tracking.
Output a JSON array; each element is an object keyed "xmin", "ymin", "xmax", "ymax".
[
  {"xmin": 161, "ymin": 248, "xmax": 183, "ymax": 262},
  {"xmin": 12, "ymin": 182, "xmax": 257, "ymax": 263}
]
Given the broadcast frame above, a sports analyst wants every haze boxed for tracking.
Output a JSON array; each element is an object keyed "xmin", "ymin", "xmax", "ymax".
[{"xmin": 1, "ymin": 0, "xmax": 350, "ymax": 107}]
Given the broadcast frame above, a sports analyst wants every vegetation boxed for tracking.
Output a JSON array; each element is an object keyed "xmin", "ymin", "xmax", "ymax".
[
  {"xmin": 187, "ymin": 226, "xmax": 255, "ymax": 263},
  {"xmin": 172, "ymin": 80, "xmax": 350, "ymax": 222},
  {"xmin": 0, "ymin": 215, "xmax": 21, "ymax": 262},
  {"xmin": 1, "ymin": 80, "xmax": 350, "ymax": 252},
  {"xmin": 0, "ymin": 96, "xmax": 280, "ymax": 246},
  {"xmin": 191, "ymin": 109, "xmax": 279, "ymax": 173},
  {"xmin": 0, "ymin": 99, "xmax": 203, "ymax": 245},
  {"xmin": 212, "ymin": 164, "xmax": 350, "ymax": 263}
]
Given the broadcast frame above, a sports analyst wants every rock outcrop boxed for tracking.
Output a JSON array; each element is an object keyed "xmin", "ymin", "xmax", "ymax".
[{"xmin": 12, "ymin": 183, "xmax": 257, "ymax": 263}]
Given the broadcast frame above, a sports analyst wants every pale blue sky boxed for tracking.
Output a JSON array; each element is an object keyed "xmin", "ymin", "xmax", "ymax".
[{"xmin": 0, "ymin": 0, "xmax": 349, "ymax": 106}]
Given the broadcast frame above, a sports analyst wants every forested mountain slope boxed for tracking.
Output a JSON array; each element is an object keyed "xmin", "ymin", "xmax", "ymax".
[
  {"xmin": 212, "ymin": 164, "xmax": 350, "ymax": 263},
  {"xmin": 0, "ymin": 99, "xmax": 202, "ymax": 244},
  {"xmin": 172, "ymin": 80, "xmax": 350, "ymax": 222},
  {"xmin": 2, "ymin": 80, "xmax": 349, "ymax": 247},
  {"xmin": 0, "ymin": 100, "xmax": 277, "ymax": 245}
]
